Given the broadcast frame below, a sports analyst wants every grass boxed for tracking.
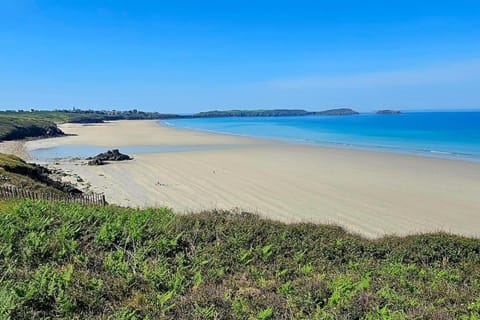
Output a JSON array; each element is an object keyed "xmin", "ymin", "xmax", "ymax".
[
  {"xmin": 1, "ymin": 200, "xmax": 480, "ymax": 319},
  {"xmin": 0, "ymin": 108, "xmax": 360, "ymax": 141},
  {"xmin": 0, "ymin": 110, "xmax": 168, "ymax": 141},
  {"xmin": 0, "ymin": 115, "xmax": 62, "ymax": 141},
  {"xmin": 0, "ymin": 154, "xmax": 69, "ymax": 195}
]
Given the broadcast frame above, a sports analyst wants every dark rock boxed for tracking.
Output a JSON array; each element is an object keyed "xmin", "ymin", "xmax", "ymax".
[
  {"xmin": 86, "ymin": 149, "xmax": 132, "ymax": 163},
  {"xmin": 88, "ymin": 158, "xmax": 105, "ymax": 166},
  {"xmin": 2, "ymin": 124, "xmax": 65, "ymax": 141},
  {"xmin": 45, "ymin": 125, "xmax": 64, "ymax": 136}
]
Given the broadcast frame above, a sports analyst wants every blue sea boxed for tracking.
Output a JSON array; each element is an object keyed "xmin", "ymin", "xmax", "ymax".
[{"xmin": 164, "ymin": 112, "xmax": 480, "ymax": 162}]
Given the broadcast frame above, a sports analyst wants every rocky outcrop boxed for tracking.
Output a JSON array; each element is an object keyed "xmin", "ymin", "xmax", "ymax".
[
  {"xmin": 1, "ymin": 124, "xmax": 64, "ymax": 141},
  {"xmin": 87, "ymin": 158, "xmax": 106, "ymax": 166},
  {"xmin": 1, "ymin": 159, "xmax": 82, "ymax": 194},
  {"xmin": 87, "ymin": 149, "xmax": 132, "ymax": 165}
]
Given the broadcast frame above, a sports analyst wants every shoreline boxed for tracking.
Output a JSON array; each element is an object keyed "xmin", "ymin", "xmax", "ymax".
[
  {"xmin": 161, "ymin": 119, "xmax": 480, "ymax": 164},
  {"xmin": 2, "ymin": 120, "xmax": 480, "ymax": 238},
  {"xmin": 26, "ymin": 119, "xmax": 480, "ymax": 167},
  {"xmin": 27, "ymin": 119, "xmax": 480, "ymax": 164}
]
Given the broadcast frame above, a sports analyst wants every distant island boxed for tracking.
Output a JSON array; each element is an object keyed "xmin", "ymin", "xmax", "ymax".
[
  {"xmin": 376, "ymin": 109, "xmax": 401, "ymax": 115},
  {"xmin": 193, "ymin": 108, "xmax": 359, "ymax": 118}
]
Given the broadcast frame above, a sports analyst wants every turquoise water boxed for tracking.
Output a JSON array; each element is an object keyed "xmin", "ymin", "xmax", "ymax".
[{"xmin": 164, "ymin": 112, "xmax": 480, "ymax": 162}]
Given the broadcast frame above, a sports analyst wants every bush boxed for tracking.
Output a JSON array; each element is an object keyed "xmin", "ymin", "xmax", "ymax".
[{"xmin": 0, "ymin": 200, "xmax": 479, "ymax": 319}]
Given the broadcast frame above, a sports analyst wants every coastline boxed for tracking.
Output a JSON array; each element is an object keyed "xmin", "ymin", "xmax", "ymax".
[
  {"xmin": 3, "ymin": 120, "xmax": 480, "ymax": 238},
  {"xmin": 166, "ymin": 113, "xmax": 480, "ymax": 163},
  {"xmin": 162, "ymin": 122, "xmax": 480, "ymax": 164}
]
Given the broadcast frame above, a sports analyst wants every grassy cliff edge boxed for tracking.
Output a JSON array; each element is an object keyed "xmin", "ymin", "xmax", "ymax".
[{"xmin": 0, "ymin": 200, "xmax": 479, "ymax": 319}]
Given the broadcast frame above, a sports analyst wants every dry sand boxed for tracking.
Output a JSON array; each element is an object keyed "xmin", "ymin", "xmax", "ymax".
[
  {"xmin": 16, "ymin": 120, "xmax": 480, "ymax": 238},
  {"xmin": 0, "ymin": 140, "xmax": 31, "ymax": 160}
]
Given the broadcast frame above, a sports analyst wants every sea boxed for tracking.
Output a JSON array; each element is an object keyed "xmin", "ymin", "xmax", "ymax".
[{"xmin": 164, "ymin": 111, "xmax": 480, "ymax": 162}]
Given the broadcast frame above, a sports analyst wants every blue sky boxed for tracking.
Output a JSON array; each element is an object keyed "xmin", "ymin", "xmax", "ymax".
[{"xmin": 1, "ymin": 0, "xmax": 479, "ymax": 113}]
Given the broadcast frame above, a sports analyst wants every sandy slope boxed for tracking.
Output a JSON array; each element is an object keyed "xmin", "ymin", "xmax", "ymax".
[{"xmin": 20, "ymin": 120, "xmax": 480, "ymax": 238}]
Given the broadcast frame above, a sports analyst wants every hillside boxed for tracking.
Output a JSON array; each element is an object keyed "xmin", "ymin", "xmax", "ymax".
[
  {"xmin": 0, "ymin": 200, "xmax": 479, "ymax": 319},
  {"xmin": 0, "ymin": 110, "xmax": 180, "ymax": 142},
  {"xmin": 0, "ymin": 115, "xmax": 64, "ymax": 141},
  {"xmin": 314, "ymin": 108, "xmax": 360, "ymax": 116},
  {"xmin": 193, "ymin": 108, "xmax": 359, "ymax": 118},
  {"xmin": 0, "ymin": 108, "xmax": 361, "ymax": 142},
  {"xmin": 0, "ymin": 153, "xmax": 81, "ymax": 195}
]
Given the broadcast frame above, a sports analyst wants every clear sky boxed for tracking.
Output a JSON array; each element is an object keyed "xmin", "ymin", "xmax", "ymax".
[{"xmin": 1, "ymin": 0, "xmax": 479, "ymax": 113}]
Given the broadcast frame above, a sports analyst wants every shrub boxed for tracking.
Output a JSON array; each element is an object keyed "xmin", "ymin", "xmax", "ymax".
[{"xmin": 0, "ymin": 200, "xmax": 479, "ymax": 319}]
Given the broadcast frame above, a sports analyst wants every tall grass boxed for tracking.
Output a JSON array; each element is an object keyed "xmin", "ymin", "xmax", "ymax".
[{"xmin": 1, "ymin": 200, "xmax": 479, "ymax": 319}]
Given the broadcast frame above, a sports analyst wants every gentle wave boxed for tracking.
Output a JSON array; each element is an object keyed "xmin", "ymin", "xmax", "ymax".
[{"xmin": 161, "ymin": 112, "xmax": 480, "ymax": 162}]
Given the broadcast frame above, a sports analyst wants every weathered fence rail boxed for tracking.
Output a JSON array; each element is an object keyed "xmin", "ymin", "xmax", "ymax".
[{"xmin": 0, "ymin": 185, "xmax": 106, "ymax": 206}]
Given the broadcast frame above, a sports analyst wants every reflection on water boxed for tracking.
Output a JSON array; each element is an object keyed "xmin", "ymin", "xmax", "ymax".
[{"xmin": 29, "ymin": 144, "xmax": 247, "ymax": 161}]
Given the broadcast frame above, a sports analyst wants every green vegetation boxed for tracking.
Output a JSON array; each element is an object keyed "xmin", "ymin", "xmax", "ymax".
[
  {"xmin": 193, "ymin": 108, "xmax": 359, "ymax": 118},
  {"xmin": 0, "ymin": 109, "xmax": 179, "ymax": 123},
  {"xmin": 1, "ymin": 200, "xmax": 479, "ymax": 319},
  {"xmin": 0, "ymin": 153, "xmax": 31, "ymax": 169},
  {"xmin": 313, "ymin": 108, "xmax": 360, "ymax": 116},
  {"xmin": 0, "ymin": 110, "xmax": 180, "ymax": 141},
  {"xmin": 0, "ymin": 108, "xmax": 360, "ymax": 141},
  {"xmin": 0, "ymin": 115, "xmax": 63, "ymax": 141},
  {"xmin": 0, "ymin": 154, "xmax": 79, "ymax": 195},
  {"xmin": 0, "ymin": 154, "xmax": 56, "ymax": 194}
]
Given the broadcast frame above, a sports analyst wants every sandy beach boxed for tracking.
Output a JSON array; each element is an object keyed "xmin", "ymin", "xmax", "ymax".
[{"xmin": 7, "ymin": 120, "xmax": 480, "ymax": 238}]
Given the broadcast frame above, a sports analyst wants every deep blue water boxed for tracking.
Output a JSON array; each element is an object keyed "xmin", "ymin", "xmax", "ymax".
[{"xmin": 164, "ymin": 112, "xmax": 480, "ymax": 162}]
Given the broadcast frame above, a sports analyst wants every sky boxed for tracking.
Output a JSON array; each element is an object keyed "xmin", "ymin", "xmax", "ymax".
[{"xmin": 1, "ymin": 0, "xmax": 480, "ymax": 113}]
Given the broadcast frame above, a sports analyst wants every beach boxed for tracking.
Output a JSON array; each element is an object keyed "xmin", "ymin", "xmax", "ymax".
[{"xmin": 10, "ymin": 120, "xmax": 480, "ymax": 238}]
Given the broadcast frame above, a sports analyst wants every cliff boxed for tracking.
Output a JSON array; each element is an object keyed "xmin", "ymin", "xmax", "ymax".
[{"xmin": 0, "ymin": 116, "xmax": 65, "ymax": 142}]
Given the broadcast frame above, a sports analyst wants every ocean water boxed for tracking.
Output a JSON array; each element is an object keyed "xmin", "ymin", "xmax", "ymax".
[{"xmin": 164, "ymin": 112, "xmax": 480, "ymax": 162}]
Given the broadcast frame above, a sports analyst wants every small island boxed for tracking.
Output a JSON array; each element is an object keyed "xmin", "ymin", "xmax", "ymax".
[
  {"xmin": 314, "ymin": 108, "xmax": 359, "ymax": 116},
  {"xmin": 376, "ymin": 109, "xmax": 401, "ymax": 115}
]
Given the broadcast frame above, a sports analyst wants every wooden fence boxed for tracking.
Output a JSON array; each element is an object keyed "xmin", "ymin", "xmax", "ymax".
[{"xmin": 0, "ymin": 185, "xmax": 106, "ymax": 206}]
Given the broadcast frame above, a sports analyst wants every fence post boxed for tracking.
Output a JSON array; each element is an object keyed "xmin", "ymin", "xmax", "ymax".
[{"xmin": 0, "ymin": 186, "xmax": 105, "ymax": 206}]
